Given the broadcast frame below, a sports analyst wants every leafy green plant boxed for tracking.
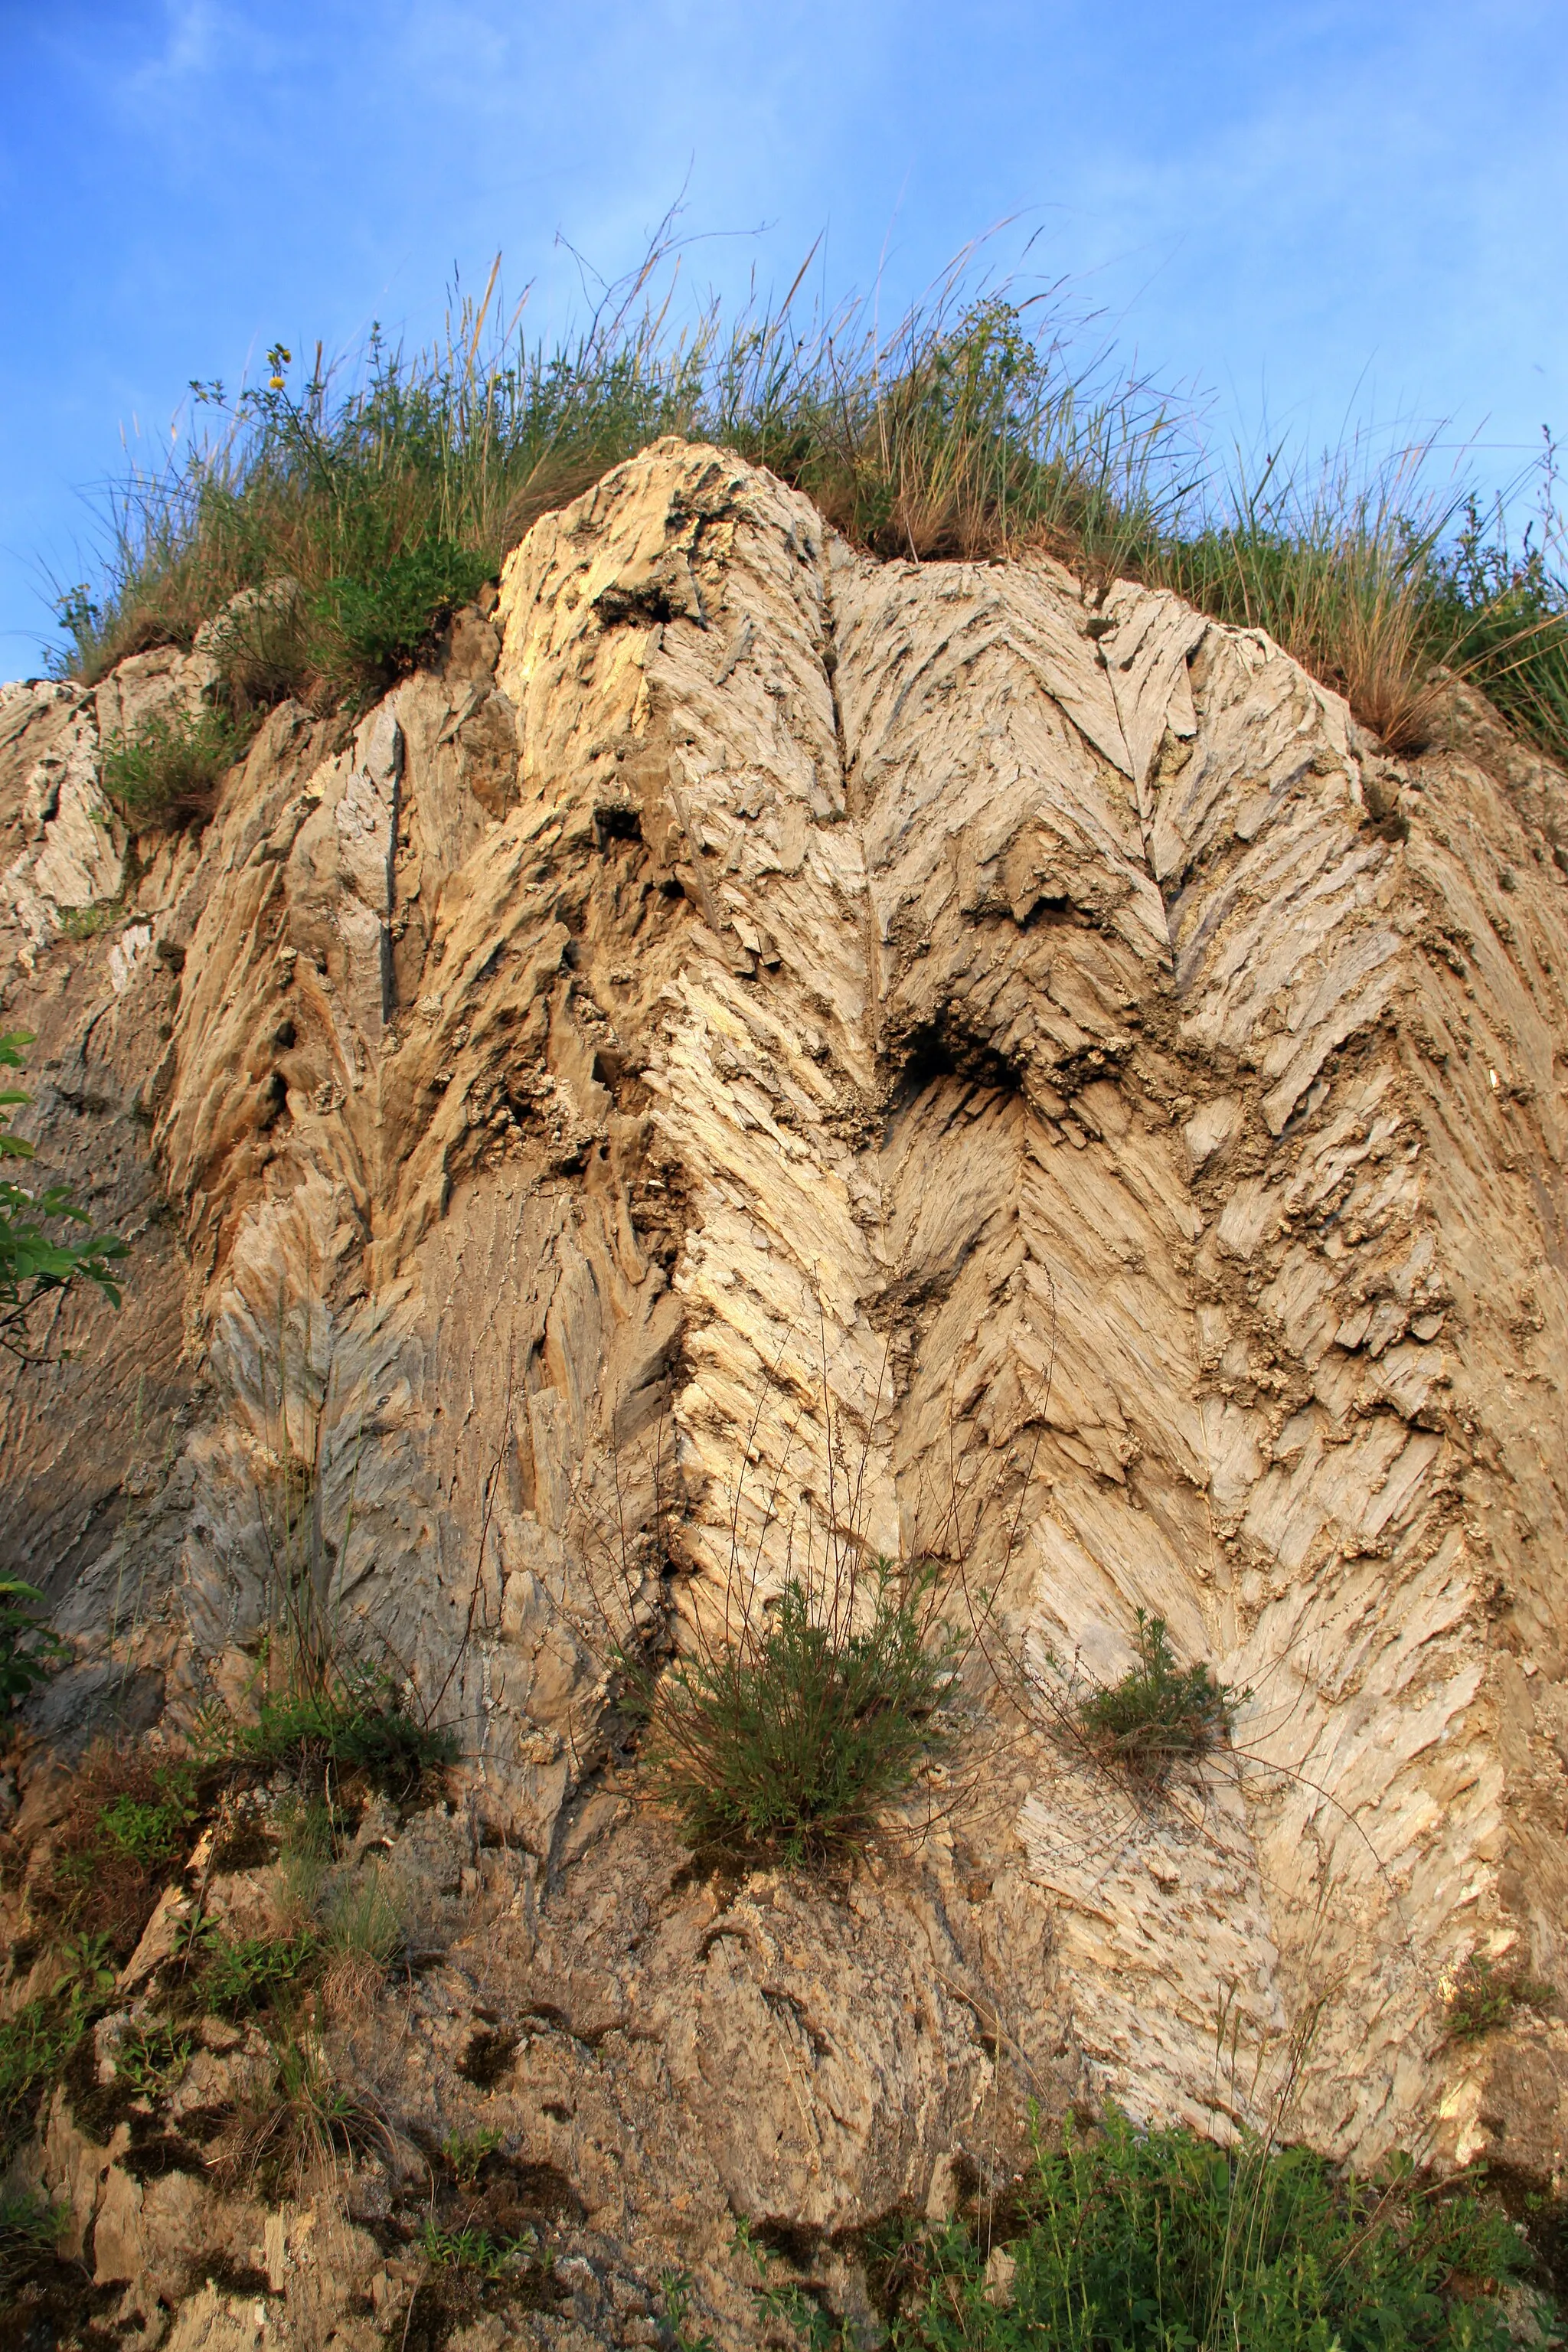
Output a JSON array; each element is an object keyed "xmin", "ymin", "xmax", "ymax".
[
  {"xmin": 658, "ymin": 2269, "xmax": 717, "ymax": 2352},
  {"xmin": 113, "ymin": 2021, "xmax": 192, "ymax": 2099},
  {"xmin": 93, "ymin": 1788, "xmax": 192, "ymax": 1865},
  {"xmin": 100, "ymin": 701, "xmax": 248, "ymax": 825},
  {"xmin": 629, "ymin": 1558, "xmax": 959, "ymax": 1866},
  {"xmin": 0, "ymin": 1579, "xmax": 67, "ymax": 1706},
  {"xmin": 240, "ymin": 1671, "xmax": 457, "ymax": 1798},
  {"xmin": 733, "ymin": 2214, "xmax": 853, "ymax": 2346},
  {"xmin": 1424, "ymin": 467, "xmax": 1568, "ymax": 761},
  {"xmin": 41, "ymin": 1746, "xmax": 196, "ymax": 1958},
  {"xmin": 1442, "ymin": 1952, "xmax": 1557, "ymax": 2042},
  {"xmin": 420, "ymin": 2216, "xmax": 526, "ymax": 2279},
  {"xmin": 891, "ymin": 2111, "xmax": 1532, "ymax": 2350},
  {"xmin": 0, "ymin": 1999, "xmax": 83, "ymax": 2158},
  {"xmin": 61, "ymin": 304, "xmax": 707, "ymax": 707},
  {"xmin": 0, "ymin": 1033, "xmax": 126, "ymax": 1370},
  {"xmin": 0, "ymin": 1940, "xmax": 117, "ymax": 2161},
  {"xmin": 0, "ymin": 2193, "xmax": 70, "ymax": 2291},
  {"xmin": 1075, "ymin": 1611, "xmax": 1236, "ymax": 1792},
  {"xmin": 187, "ymin": 1922, "xmax": 319, "ymax": 2017},
  {"xmin": 440, "ymin": 2125, "xmax": 504, "ymax": 2190},
  {"xmin": 310, "ymin": 539, "xmax": 493, "ymax": 692},
  {"xmin": 57, "ymin": 898, "xmax": 126, "ymax": 942}
]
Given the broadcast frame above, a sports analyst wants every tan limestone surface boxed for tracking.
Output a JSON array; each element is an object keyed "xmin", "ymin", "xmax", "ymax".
[{"xmin": 3, "ymin": 443, "xmax": 1568, "ymax": 2327}]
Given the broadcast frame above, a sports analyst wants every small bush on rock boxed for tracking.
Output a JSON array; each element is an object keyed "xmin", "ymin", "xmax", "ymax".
[
  {"xmin": 100, "ymin": 701, "xmax": 247, "ymax": 825},
  {"xmin": 189, "ymin": 1926, "xmax": 320, "ymax": 2019},
  {"xmin": 40, "ymin": 1744, "xmax": 194, "ymax": 1960},
  {"xmin": 310, "ymin": 539, "xmax": 494, "ymax": 695},
  {"xmin": 1075, "ymin": 1610, "xmax": 1236, "ymax": 1791},
  {"xmin": 630, "ymin": 1559, "xmax": 960, "ymax": 1866},
  {"xmin": 0, "ymin": 1941, "xmax": 116, "ymax": 2161},
  {"xmin": 420, "ymin": 2216, "xmax": 525, "ymax": 2280},
  {"xmin": 1442, "ymin": 1952, "xmax": 1556, "ymax": 2041},
  {"xmin": 112, "ymin": 2022, "xmax": 192, "ymax": 2100}
]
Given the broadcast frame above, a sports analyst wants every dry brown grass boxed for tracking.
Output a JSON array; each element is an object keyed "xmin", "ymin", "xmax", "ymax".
[{"xmin": 34, "ymin": 1742, "xmax": 192, "ymax": 1963}]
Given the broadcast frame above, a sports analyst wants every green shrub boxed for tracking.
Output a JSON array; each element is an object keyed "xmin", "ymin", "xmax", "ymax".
[
  {"xmin": 0, "ymin": 1033, "xmax": 126, "ymax": 1374},
  {"xmin": 632, "ymin": 1559, "xmax": 959, "ymax": 1866},
  {"xmin": 1424, "ymin": 484, "xmax": 1568, "ymax": 759},
  {"xmin": 41, "ymin": 1746, "xmax": 195, "ymax": 1958},
  {"xmin": 440, "ymin": 2126, "xmax": 504, "ymax": 2189},
  {"xmin": 0, "ymin": 1998, "xmax": 83, "ymax": 2157},
  {"xmin": 56, "ymin": 899, "xmax": 125, "ymax": 942},
  {"xmin": 1075, "ymin": 1611, "xmax": 1236, "ymax": 1791},
  {"xmin": 892, "ymin": 2112, "xmax": 1534, "ymax": 2350},
  {"xmin": 93, "ymin": 1788, "xmax": 191, "ymax": 1864},
  {"xmin": 64, "ymin": 317, "xmax": 704, "ymax": 708},
  {"xmin": 310, "ymin": 539, "xmax": 494, "ymax": 691},
  {"xmin": 0, "ymin": 1941, "xmax": 116, "ymax": 2161},
  {"xmin": 100, "ymin": 701, "xmax": 247, "ymax": 825},
  {"xmin": 0, "ymin": 2193, "xmax": 71, "ymax": 2290},
  {"xmin": 658, "ymin": 2271, "xmax": 717, "ymax": 2352},
  {"xmin": 113, "ymin": 2021, "xmax": 192, "ymax": 2099}
]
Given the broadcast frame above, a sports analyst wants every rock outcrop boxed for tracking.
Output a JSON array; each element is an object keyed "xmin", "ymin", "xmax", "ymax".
[{"xmin": 5, "ymin": 440, "xmax": 1568, "ymax": 2318}]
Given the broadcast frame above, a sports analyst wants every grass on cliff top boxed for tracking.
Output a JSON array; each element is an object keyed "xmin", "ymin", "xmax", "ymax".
[{"xmin": 53, "ymin": 235, "xmax": 1568, "ymax": 769}]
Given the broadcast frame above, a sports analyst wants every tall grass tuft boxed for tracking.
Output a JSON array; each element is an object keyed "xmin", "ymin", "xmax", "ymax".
[
  {"xmin": 61, "ymin": 273, "xmax": 711, "ymax": 705},
  {"xmin": 51, "ymin": 234, "xmax": 1568, "ymax": 768},
  {"xmin": 1150, "ymin": 441, "xmax": 1457, "ymax": 753}
]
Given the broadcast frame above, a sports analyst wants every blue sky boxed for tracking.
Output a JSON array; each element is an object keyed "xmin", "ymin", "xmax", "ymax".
[{"xmin": 2, "ymin": 0, "xmax": 1564, "ymax": 668}]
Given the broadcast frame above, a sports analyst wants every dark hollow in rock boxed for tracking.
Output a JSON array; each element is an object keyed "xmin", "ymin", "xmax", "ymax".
[{"xmin": 456, "ymin": 2027, "xmax": 519, "ymax": 2089}]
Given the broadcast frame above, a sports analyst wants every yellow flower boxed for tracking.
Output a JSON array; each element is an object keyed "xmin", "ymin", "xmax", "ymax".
[{"xmin": 269, "ymin": 376, "xmax": 286, "ymax": 390}]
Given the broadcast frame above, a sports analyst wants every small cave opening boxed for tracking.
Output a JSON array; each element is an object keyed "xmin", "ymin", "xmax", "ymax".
[
  {"xmin": 258, "ymin": 1067, "xmax": 290, "ymax": 1132},
  {"xmin": 890, "ymin": 1019, "xmax": 1027, "ymax": 1112},
  {"xmin": 594, "ymin": 582, "xmax": 677, "ymax": 629},
  {"xmin": 593, "ymin": 804, "xmax": 643, "ymax": 847}
]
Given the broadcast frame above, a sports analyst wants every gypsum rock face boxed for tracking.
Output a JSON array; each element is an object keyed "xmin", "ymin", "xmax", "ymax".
[{"xmin": 0, "ymin": 443, "xmax": 1565, "ymax": 2193}]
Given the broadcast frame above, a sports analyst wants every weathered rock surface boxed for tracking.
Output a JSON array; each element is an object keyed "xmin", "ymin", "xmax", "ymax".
[{"xmin": 5, "ymin": 440, "xmax": 1568, "ymax": 2328}]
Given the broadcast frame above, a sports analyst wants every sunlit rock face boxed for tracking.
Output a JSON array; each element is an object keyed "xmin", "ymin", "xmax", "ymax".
[{"xmin": 5, "ymin": 440, "xmax": 1568, "ymax": 2208}]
